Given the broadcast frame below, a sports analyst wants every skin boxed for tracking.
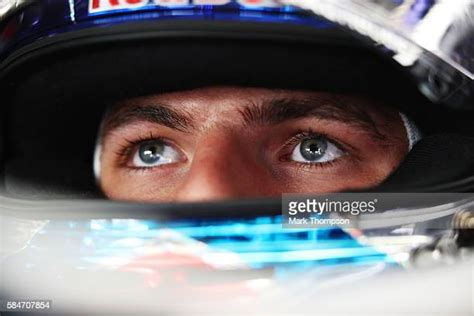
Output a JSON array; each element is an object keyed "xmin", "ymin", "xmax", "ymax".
[{"xmin": 97, "ymin": 86, "xmax": 408, "ymax": 202}]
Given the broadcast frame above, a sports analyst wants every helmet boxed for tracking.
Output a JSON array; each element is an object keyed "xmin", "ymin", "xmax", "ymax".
[
  {"xmin": 0, "ymin": 0, "xmax": 472, "ymax": 199},
  {"xmin": 0, "ymin": 0, "xmax": 473, "ymax": 314}
]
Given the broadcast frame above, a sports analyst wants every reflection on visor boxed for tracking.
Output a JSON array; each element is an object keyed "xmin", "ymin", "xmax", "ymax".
[
  {"xmin": 1, "ymin": 195, "xmax": 472, "ymax": 313},
  {"xmin": 22, "ymin": 216, "xmax": 394, "ymax": 269},
  {"xmin": 283, "ymin": 0, "xmax": 474, "ymax": 108},
  {"xmin": 3, "ymin": 216, "xmax": 396, "ymax": 302}
]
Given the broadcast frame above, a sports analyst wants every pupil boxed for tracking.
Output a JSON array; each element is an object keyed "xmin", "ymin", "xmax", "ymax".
[
  {"xmin": 139, "ymin": 143, "xmax": 163, "ymax": 164},
  {"xmin": 300, "ymin": 137, "xmax": 327, "ymax": 161}
]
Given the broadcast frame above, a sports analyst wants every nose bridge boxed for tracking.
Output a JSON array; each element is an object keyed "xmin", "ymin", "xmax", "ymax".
[{"xmin": 174, "ymin": 131, "xmax": 262, "ymax": 202}]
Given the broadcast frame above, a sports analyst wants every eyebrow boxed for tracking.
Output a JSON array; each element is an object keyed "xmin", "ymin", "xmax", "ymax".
[
  {"xmin": 239, "ymin": 97, "xmax": 388, "ymax": 140},
  {"xmin": 102, "ymin": 95, "xmax": 389, "ymax": 141},
  {"xmin": 102, "ymin": 103, "xmax": 195, "ymax": 134}
]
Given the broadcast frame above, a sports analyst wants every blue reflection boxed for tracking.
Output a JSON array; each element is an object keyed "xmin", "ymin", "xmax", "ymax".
[
  {"xmin": 29, "ymin": 216, "xmax": 392, "ymax": 270},
  {"xmin": 1, "ymin": 214, "xmax": 400, "ymax": 295}
]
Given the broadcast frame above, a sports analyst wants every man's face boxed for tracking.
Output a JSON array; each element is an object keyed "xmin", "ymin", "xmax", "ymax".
[{"xmin": 97, "ymin": 86, "xmax": 408, "ymax": 202}]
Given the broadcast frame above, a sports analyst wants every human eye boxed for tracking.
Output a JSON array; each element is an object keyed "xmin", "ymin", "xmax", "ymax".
[
  {"xmin": 289, "ymin": 132, "xmax": 346, "ymax": 165},
  {"xmin": 130, "ymin": 139, "xmax": 182, "ymax": 168}
]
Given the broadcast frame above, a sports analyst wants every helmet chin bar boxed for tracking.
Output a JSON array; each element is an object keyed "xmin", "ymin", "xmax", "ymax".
[{"xmin": 1, "ymin": 192, "xmax": 473, "ymax": 270}]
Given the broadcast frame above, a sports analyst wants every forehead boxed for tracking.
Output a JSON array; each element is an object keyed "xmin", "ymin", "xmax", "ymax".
[
  {"xmin": 110, "ymin": 86, "xmax": 315, "ymax": 126},
  {"xmin": 100, "ymin": 85, "xmax": 402, "ymax": 145},
  {"xmin": 102, "ymin": 86, "xmax": 401, "ymax": 138},
  {"xmin": 117, "ymin": 86, "xmax": 313, "ymax": 107},
  {"xmin": 111, "ymin": 86, "xmax": 378, "ymax": 116}
]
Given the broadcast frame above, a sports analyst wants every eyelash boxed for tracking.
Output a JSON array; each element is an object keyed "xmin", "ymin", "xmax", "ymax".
[
  {"xmin": 113, "ymin": 129, "xmax": 348, "ymax": 170},
  {"xmin": 281, "ymin": 129, "xmax": 348, "ymax": 170},
  {"xmin": 113, "ymin": 132, "xmax": 167, "ymax": 168}
]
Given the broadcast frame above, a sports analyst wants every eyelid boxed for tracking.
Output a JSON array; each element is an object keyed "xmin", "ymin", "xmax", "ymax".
[
  {"xmin": 113, "ymin": 134, "xmax": 183, "ymax": 168},
  {"xmin": 278, "ymin": 130, "xmax": 350, "ymax": 166},
  {"xmin": 283, "ymin": 130, "xmax": 349, "ymax": 153}
]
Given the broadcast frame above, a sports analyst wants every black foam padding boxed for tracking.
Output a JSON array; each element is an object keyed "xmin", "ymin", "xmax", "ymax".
[
  {"xmin": 4, "ymin": 159, "xmax": 101, "ymax": 199},
  {"xmin": 377, "ymin": 134, "xmax": 474, "ymax": 192}
]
